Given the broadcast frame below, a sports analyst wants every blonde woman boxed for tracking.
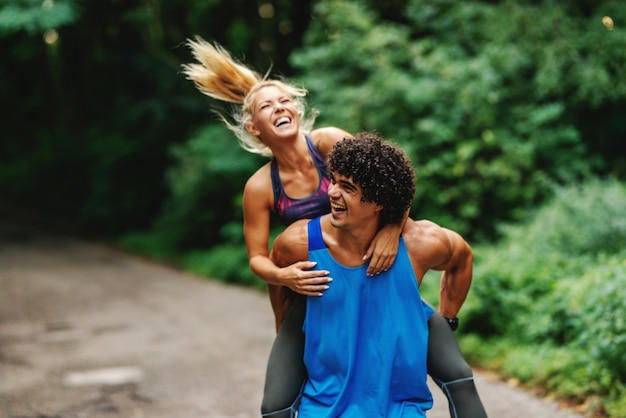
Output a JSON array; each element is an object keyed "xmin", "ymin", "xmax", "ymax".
[{"xmin": 182, "ymin": 37, "xmax": 486, "ymax": 418}]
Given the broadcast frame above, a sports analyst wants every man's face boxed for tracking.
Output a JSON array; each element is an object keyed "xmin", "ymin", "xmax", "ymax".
[{"xmin": 328, "ymin": 172, "xmax": 381, "ymax": 228}]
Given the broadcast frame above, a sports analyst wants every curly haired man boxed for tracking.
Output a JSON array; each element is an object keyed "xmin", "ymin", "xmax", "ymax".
[{"xmin": 270, "ymin": 132, "xmax": 480, "ymax": 417}]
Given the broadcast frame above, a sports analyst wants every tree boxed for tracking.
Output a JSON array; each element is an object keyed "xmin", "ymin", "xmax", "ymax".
[
  {"xmin": 0, "ymin": 0, "xmax": 313, "ymax": 236},
  {"xmin": 290, "ymin": 0, "xmax": 626, "ymax": 239}
]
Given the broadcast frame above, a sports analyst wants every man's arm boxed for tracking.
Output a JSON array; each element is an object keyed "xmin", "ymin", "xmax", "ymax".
[
  {"xmin": 434, "ymin": 228, "xmax": 473, "ymax": 320},
  {"xmin": 403, "ymin": 220, "xmax": 473, "ymax": 320},
  {"xmin": 270, "ymin": 219, "xmax": 311, "ymax": 268}
]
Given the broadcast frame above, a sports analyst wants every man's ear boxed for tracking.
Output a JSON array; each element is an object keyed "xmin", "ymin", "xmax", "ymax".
[
  {"xmin": 373, "ymin": 203, "xmax": 384, "ymax": 214},
  {"xmin": 246, "ymin": 121, "xmax": 260, "ymax": 137}
]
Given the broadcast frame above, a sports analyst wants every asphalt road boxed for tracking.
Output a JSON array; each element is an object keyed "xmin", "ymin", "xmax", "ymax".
[{"xmin": 0, "ymin": 220, "xmax": 587, "ymax": 418}]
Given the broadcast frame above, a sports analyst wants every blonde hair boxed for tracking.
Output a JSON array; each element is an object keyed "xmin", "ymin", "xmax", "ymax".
[{"xmin": 181, "ymin": 37, "xmax": 317, "ymax": 157}]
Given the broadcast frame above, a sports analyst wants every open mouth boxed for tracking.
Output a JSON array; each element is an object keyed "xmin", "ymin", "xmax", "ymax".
[
  {"xmin": 275, "ymin": 117, "xmax": 291, "ymax": 127},
  {"xmin": 331, "ymin": 203, "xmax": 346, "ymax": 212}
]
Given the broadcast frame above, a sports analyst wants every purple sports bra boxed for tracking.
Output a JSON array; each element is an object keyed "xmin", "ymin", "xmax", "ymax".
[{"xmin": 270, "ymin": 135, "xmax": 331, "ymax": 225}]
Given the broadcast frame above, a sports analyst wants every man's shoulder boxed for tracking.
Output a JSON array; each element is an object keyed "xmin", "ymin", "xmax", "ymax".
[
  {"xmin": 285, "ymin": 218, "xmax": 311, "ymax": 235},
  {"xmin": 403, "ymin": 219, "xmax": 446, "ymax": 241},
  {"xmin": 402, "ymin": 219, "xmax": 452, "ymax": 257},
  {"xmin": 272, "ymin": 219, "xmax": 312, "ymax": 265},
  {"xmin": 402, "ymin": 219, "xmax": 471, "ymax": 270}
]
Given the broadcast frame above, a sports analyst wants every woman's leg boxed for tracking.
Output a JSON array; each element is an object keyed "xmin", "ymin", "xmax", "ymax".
[
  {"xmin": 427, "ymin": 311, "xmax": 488, "ymax": 418},
  {"xmin": 261, "ymin": 297, "xmax": 307, "ymax": 418}
]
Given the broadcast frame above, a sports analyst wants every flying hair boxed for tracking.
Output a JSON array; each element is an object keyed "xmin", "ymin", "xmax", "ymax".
[
  {"xmin": 182, "ymin": 37, "xmax": 261, "ymax": 104},
  {"xmin": 182, "ymin": 36, "xmax": 318, "ymax": 157}
]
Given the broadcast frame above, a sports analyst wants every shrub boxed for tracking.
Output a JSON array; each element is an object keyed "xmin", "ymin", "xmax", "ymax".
[
  {"xmin": 181, "ymin": 244, "xmax": 265, "ymax": 290},
  {"xmin": 572, "ymin": 258, "xmax": 626, "ymax": 382},
  {"xmin": 466, "ymin": 178, "xmax": 626, "ymax": 338},
  {"xmin": 462, "ymin": 178, "xmax": 626, "ymax": 415},
  {"xmin": 502, "ymin": 178, "xmax": 626, "ymax": 257}
]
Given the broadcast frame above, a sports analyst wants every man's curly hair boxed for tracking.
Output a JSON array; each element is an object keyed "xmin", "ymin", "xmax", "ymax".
[{"xmin": 327, "ymin": 132, "xmax": 416, "ymax": 226}]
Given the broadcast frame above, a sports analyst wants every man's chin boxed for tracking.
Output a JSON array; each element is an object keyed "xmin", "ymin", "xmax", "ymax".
[{"xmin": 329, "ymin": 212, "xmax": 345, "ymax": 228}]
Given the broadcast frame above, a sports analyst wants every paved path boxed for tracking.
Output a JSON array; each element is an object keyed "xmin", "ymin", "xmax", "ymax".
[{"xmin": 0, "ymin": 220, "xmax": 586, "ymax": 418}]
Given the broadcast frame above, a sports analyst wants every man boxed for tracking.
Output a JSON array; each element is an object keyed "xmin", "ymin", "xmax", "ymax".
[{"xmin": 270, "ymin": 132, "xmax": 475, "ymax": 417}]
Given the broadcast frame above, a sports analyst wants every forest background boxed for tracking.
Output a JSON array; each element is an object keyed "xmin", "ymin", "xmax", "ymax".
[{"xmin": 1, "ymin": 0, "xmax": 625, "ymax": 416}]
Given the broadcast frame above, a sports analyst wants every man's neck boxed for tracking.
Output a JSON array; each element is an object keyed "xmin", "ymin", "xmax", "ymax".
[{"xmin": 320, "ymin": 216, "xmax": 380, "ymax": 267}]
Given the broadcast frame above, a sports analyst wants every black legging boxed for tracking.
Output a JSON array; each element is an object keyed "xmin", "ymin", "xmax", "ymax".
[
  {"xmin": 261, "ymin": 298, "xmax": 487, "ymax": 418},
  {"xmin": 261, "ymin": 297, "xmax": 307, "ymax": 418},
  {"xmin": 426, "ymin": 311, "xmax": 488, "ymax": 418}
]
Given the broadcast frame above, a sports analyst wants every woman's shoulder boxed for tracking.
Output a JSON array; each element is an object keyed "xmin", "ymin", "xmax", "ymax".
[
  {"xmin": 310, "ymin": 127, "xmax": 353, "ymax": 156},
  {"xmin": 244, "ymin": 162, "xmax": 272, "ymax": 196}
]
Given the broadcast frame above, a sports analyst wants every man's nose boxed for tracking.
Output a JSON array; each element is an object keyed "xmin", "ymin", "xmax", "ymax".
[{"xmin": 327, "ymin": 183, "xmax": 338, "ymax": 197}]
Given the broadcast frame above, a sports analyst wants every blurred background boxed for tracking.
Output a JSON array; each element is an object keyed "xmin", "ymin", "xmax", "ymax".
[{"xmin": 1, "ymin": 0, "xmax": 625, "ymax": 416}]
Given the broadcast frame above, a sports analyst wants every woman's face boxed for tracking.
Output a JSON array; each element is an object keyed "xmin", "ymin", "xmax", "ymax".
[{"xmin": 246, "ymin": 85, "xmax": 300, "ymax": 141}]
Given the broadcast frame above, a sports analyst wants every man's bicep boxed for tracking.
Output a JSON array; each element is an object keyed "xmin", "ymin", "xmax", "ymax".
[
  {"xmin": 443, "ymin": 229, "xmax": 473, "ymax": 270},
  {"xmin": 270, "ymin": 221, "xmax": 309, "ymax": 267},
  {"xmin": 426, "ymin": 227, "xmax": 471, "ymax": 272},
  {"xmin": 270, "ymin": 234, "xmax": 292, "ymax": 267}
]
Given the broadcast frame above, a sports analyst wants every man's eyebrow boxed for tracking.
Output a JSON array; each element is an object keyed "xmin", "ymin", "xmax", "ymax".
[{"xmin": 338, "ymin": 179, "xmax": 358, "ymax": 191}]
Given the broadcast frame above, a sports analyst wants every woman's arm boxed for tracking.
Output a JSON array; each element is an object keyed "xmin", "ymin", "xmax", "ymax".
[
  {"xmin": 363, "ymin": 208, "xmax": 409, "ymax": 276},
  {"xmin": 312, "ymin": 127, "xmax": 354, "ymax": 156},
  {"xmin": 243, "ymin": 168, "xmax": 331, "ymax": 296}
]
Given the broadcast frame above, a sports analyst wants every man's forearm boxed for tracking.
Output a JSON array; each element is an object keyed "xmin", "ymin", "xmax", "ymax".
[{"xmin": 438, "ymin": 264, "xmax": 472, "ymax": 319}]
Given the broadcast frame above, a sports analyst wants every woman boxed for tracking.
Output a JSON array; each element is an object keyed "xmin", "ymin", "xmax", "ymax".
[{"xmin": 182, "ymin": 37, "xmax": 487, "ymax": 418}]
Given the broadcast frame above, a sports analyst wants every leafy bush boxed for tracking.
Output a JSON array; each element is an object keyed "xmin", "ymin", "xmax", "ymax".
[
  {"xmin": 0, "ymin": 0, "xmax": 78, "ymax": 35},
  {"xmin": 462, "ymin": 179, "xmax": 626, "ymax": 416},
  {"xmin": 572, "ymin": 258, "xmax": 626, "ymax": 382},
  {"xmin": 500, "ymin": 179, "xmax": 626, "ymax": 257},
  {"xmin": 180, "ymin": 244, "xmax": 265, "ymax": 290},
  {"xmin": 154, "ymin": 123, "xmax": 265, "ymax": 249},
  {"xmin": 117, "ymin": 229, "xmax": 181, "ymax": 262},
  {"xmin": 291, "ymin": 0, "xmax": 626, "ymax": 241}
]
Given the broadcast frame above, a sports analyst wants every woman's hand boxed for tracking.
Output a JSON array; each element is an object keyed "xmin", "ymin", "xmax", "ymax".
[
  {"xmin": 363, "ymin": 224, "xmax": 401, "ymax": 276},
  {"xmin": 278, "ymin": 261, "xmax": 332, "ymax": 296}
]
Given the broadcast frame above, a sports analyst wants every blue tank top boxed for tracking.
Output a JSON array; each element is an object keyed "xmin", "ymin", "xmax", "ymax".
[
  {"xmin": 271, "ymin": 134, "xmax": 331, "ymax": 225},
  {"xmin": 299, "ymin": 217, "xmax": 434, "ymax": 417}
]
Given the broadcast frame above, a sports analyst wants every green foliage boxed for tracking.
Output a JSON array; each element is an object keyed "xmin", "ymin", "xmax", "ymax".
[
  {"xmin": 291, "ymin": 0, "xmax": 626, "ymax": 240},
  {"xmin": 0, "ymin": 0, "xmax": 77, "ymax": 35},
  {"xmin": 1, "ymin": 0, "xmax": 312, "ymax": 237},
  {"xmin": 154, "ymin": 123, "xmax": 264, "ymax": 248},
  {"xmin": 467, "ymin": 179, "xmax": 626, "ymax": 336},
  {"xmin": 463, "ymin": 179, "xmax": 626, "ymax": 416},
  {"xmin": 116, "ymin": 229, "xmax": 181, "ymax": 262},
  {"xmin": 117, "ymin": 222, "xmax": 266, "ymax": 290},
  {"xmin": 1, "ymin": 0, "xmax": 209, "ymax": 235},
  {"xmin": 572, "ymin": 259, "xmax": 626, "ymax": 381},
  {"xmin": 180, "ymin": 244, "xmax": 265, "ymax": 290}
]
